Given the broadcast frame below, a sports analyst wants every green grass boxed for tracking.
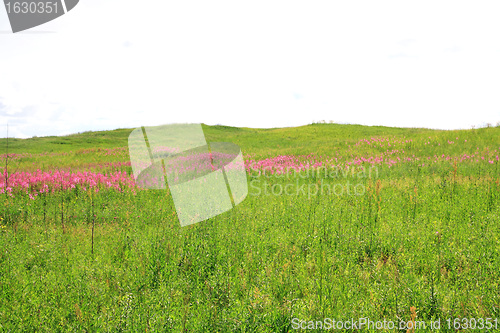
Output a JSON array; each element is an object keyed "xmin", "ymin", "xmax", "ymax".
[
  {"xmin": 2, "ymin": 123, "xmax": 499, "ymax": 171},
  {"xmin": 0, "ymin": 123, "xmax": 499, "ymax": 332},
  {"xmin": 3, "ymin": 122, "xmax": 497, "ymax": 157}
]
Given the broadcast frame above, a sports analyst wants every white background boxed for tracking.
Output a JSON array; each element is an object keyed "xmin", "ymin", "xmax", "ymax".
[{"xmin": 1, "ymin": 0, "xmax": 500, "ymax": 138}]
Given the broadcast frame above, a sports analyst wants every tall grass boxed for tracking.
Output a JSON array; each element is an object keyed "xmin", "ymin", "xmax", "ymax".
[{"xmin": 0, "ymin": 124, "xmax": 498, "ymax": 331}]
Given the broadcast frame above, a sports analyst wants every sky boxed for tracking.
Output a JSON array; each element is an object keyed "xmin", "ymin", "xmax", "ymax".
[{"xmin": 1, "ymin": 0, "xmax": 500, "ymax": 138}]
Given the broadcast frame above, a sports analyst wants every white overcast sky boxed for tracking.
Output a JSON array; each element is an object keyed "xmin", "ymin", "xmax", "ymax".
[{"xmin": 1, "ymin": 1, "xmax": 500, "ymax": 138}]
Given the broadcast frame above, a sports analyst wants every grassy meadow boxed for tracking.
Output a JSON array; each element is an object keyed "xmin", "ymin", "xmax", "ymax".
[{"xmin": 0, "ymin": 123, "xmax": 499, "ymax": 332}]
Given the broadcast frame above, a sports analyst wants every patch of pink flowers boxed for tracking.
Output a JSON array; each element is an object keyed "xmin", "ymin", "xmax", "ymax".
[{"xmin": 0, "ymin": 170, "xmax": 136, "ymax": 197}]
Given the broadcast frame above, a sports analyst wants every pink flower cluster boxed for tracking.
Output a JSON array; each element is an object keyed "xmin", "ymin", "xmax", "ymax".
[
  {"xmin": 245, "ymin": 149, "xmax": 499, "ymax": 174},
  {"xmin": 245, "ymin": 154, "xmax": 324, "ymax": 175},
  {"xmin": 2, "ymin": 134, "xmax": 498, "ymax": 198},
  {"xmin": 0, "ymin": 170, "xmax": 135, "ymax": 198}
]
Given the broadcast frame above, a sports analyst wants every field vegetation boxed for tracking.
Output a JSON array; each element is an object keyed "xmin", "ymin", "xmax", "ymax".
[{"xmin": 0, "ymin": 123, "xmax": 499, "ymax": 332}]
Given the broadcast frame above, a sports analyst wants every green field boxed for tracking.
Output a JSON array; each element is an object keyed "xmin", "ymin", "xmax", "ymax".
[{"xmin": 0, "ymin": 123, "xmax": 499, "ymax": 332}]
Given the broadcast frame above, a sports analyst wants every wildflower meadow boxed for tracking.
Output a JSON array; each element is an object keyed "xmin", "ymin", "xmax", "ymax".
[{"xmin": 0, "ymin": 123, "xmax": 499, "ymax": 331}]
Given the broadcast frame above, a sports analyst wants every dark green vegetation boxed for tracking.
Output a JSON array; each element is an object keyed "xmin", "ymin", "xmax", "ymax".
[{"xmin": 0, "ymin": 123, "xmax": 499, "ymax": 332}]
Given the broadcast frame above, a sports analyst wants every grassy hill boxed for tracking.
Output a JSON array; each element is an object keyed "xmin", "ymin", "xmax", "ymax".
[
  {"xmin": 1, "ymin": 122, "xmax": 499, "ymax": 159},
  {"xmin": 0, "ymin": 123, "xmax": 499, "ymax": 331}
]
